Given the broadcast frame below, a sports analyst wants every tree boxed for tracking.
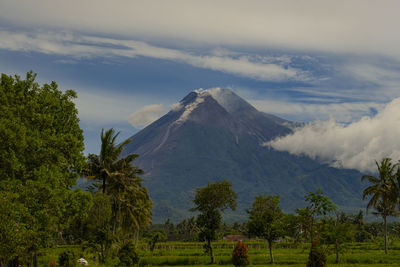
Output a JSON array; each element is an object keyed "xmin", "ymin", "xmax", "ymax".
[
  {"xmin": 191, "ymin": 180, "xmax": 237, "ymax": 264},
  {"xmin": 63, "ymin": 189, "xmax": 94, "ymax": 243},
  {"xmin": 146, "ymin": 229, "xmax": 167, "ymax": 255},
  {"xmin": 0, "ymin": 72, "xmax": 85, "ymax": 266},
  {"xmin": 118, "ymin": 240, "xmax": 140, "ymax": 267},
  {"xmin": 303, "ymin": 189, "xmax": 337, "ymax": 243},
  {"xmin": 247, "ymin": 195, "xmax": 283, "ymax": 263},
  {"xmin": 85, "ymin": 128, "xmax": 129, "ymax": 194},
  {"xmin": 361, "ymin": 158, "xmax": 398, "ymax": 254},
  {"xmin": 282, "ymin": 213, "xmax": 302, "ymax": 244},
  {"xmin": 85, "ymin": 129, "xmax": 152, "ymax": 237},
  {"xmin": 319, "ymin": 214, "xmax": 354, "ymax": 263},
  {"xmin": 85, "ymin": 193, "xmax": 113, "ymax": 263},
  {"xmin": 0, "ymin": 191, "xmax": 32, "ymax": 266}
]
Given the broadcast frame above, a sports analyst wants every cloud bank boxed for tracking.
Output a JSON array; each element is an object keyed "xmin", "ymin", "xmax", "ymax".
[
  {"xmin": 266, "ymin": 98, "xmax": 400, "ymax": 173},
  {"xmin": 1, "ymin": 1, "xmax": 400, "ymax": 58},
  {"xmin": 127, "ymin": 104, "xmax": 165, "ymax": 128},
  {"xmin": 0, "ymin": 30, "xmax": 306, "ymax": 82},
  {"xmin": 250, "ymin": 99, "xmax": 383, "ymax": 123}
]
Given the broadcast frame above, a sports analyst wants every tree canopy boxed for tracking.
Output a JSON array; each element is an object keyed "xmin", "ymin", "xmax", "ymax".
[
  {"xmin": 191, "ymin": 180, "xmax": 237, "ymax": 264},
  {"xmin": 247, "ymin": 195, "xmax": 283, "ymax": 263},
  {"xmin": 0, "ymin": 71, "xmax": 85, "ymax": 266}
]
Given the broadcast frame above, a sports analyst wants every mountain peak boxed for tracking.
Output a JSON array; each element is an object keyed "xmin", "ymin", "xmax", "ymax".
[
  {"xmin": 123, "ymin": 88, "xmax": 364, "ymax": 223},
  {"xmin": 175, "ymin": 87, "xmax": 253, "ymax": 116}
]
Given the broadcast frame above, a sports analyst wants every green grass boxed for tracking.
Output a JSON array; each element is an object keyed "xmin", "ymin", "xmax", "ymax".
[{"xmin": 37, "ymin": 241, "xmax": 400, "ymax": 266}]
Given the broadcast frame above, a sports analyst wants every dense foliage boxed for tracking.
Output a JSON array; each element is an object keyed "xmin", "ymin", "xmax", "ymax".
[{"xmin": 0, "ymin": 72, "xmax": 85, "ymax": 266}]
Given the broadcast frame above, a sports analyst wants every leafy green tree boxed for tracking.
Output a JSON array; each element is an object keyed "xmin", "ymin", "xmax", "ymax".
[
  {"xmin": 147, "ymin": 229, "xmax": 167, "ymax": 255},
  {"xmin": 247, "ymin": 195, "xmax": 283, "ymax": 263},
  {"xmin": 64, "ymin": 189, "xmax": 93, "ymax": 243},
  {"xmin": 362, "ymin": 158, "xmax": 398, "ymax": 254},
  {"xmin": 303, "ymin": 189, "xmax": 337, "ymax": 243},
  {"xmin": 295, "ymin": 207, "xmax": 313, "ymax": 242},
  {"xmin": 319, "ymin": 214, "xmax": 354, "ymax": 263},
  {"xmin": 85, "ymin": 193, "xmax": 114, "ymax": 263},
  {"xmin": 282, "ymin": 213, "xmax": 302, "ymax": 244},
  {"xmin": 0, "ymin": 72, "xmax": 85, "ymax": 266},
  {"xmin": 191, "ymin": 180, "xmax": 237, "ymax": 264},
  {"xmin": 0, "ymin": 191, "xmax": 32, "ymax": 266}
]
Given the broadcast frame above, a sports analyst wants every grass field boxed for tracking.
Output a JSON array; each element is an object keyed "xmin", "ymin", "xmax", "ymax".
[{"xmin": 38, "ymin": 241, "xmax": 400, "ymax": 266}]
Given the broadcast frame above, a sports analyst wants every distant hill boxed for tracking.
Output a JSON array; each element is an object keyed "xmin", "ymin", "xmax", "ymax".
[{"xmin": 122, "ymin": 88, "xmax": 364, "ymax": 223}]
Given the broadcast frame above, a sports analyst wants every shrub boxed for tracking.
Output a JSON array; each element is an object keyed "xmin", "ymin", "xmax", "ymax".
[
  {"xmin": 307, "ymin": 239, "xmax": 326, "ymax": 267},
  {"xmin": 118, "ymin": 240, "xmax": 140, "ymax": 267},
  {"xmin": 232, "ymin": 241, "xmax": 249, "ymax": 267},
  {"xmin": 58, "ymin": 250, "xmax": 76, "ymax": 267}
]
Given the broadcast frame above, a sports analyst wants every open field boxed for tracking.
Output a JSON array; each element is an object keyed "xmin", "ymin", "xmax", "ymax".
[{"xmin": 38, "ymin": 241, "xmax": 400, "ymax": 266}]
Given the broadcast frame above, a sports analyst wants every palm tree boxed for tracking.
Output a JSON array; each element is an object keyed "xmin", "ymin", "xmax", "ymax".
[
  {"xmin": 108, "ymin": 154, "xmax": 152, "ymax": 235},
  {"xmin": 85, "ymin": 128, "xmax": 130, "ymax": 194},
  {"xmin": 85, "ymin": 128, "xmax": 152, "ymax": 237},
  {"xmin": 361, "ymin": 158, "xmax": 398, "ymax": 254}
]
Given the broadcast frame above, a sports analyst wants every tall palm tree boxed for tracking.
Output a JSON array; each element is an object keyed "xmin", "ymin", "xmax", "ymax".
[
  {"xmin": 108, "ymin": 154, "xmax": 152, "ymax": 235},
  {"xmin": 85, "ymin": 128, "xmax": 152, "ymax": 237},
  {"xmin": 361, "ymin": 158, "xmax": 398, "ymax": 254},
  {"xmin": 86, "ymin": 128, "xmax": 130, "ymax": 194}
]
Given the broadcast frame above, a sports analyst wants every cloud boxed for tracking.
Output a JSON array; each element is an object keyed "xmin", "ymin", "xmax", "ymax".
[
  {"xmin": 126, "ymin": 104, "xmax": 165, "ymax": 128},
  {"xmin": 266, "ymin": 98, "xmax": 400, "ymax": 172},
  {"xmin": 0, "ymin": 30, "xmax": 307, "ymax": 82},
  {"xmin": 1, "ymin": 1, "xmax": 400, "ymax": 58},
  {"xmin": 72, "ymin": 88, "xmax": 165, "ymax": 127},
  {"xmin": 250, "ymin": 98, "xmax": 383, "ymax": 123}
]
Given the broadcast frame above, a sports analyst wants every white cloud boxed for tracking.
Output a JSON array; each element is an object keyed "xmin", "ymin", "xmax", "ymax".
[
  {"xmin": 266, "ymin": 98, "xmax": 400, "ymax": 172},
  {"xmin": 0, "ymin": 30, "xmax": 307, "ymax": 82},
  {"xmin": 126, "ymin": 104, "xmax": 165, "ymax": 128},
  {"xmin": 73, "ymin": 89, "xmax": 165, "ymax": 127},
  {"xmin": 250, "ymin": 98, "xmax": 383, "ymax": 123},
  {"xmin": 1, "ymin": 1, "xmax": 400, "ymax": 58}
]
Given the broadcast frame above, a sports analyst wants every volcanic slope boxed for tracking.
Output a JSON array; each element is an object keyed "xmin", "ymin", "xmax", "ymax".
[{"xmin": 123, "ymin": 88, "xmax": 364, "ymax": 223}]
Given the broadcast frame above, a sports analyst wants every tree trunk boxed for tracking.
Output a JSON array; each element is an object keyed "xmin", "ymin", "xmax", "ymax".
[
  {"xmin": 117, "ymin": 198, "xmax": 121, "ymax": 230},
  {"xmin": 8, "ymin": 257, "xmax": 19, "ymax": 267},
  {"xmin": 335, "ymin": 238, "xmax": 339, "ymax": 263},
  {"xmin": 102, "ymin": 175, "xmax": 106, "ymax": 194},
  {"xmin": 101, "ymin": 243, "xmax": 105, "ymax": 263},
  {"xmin": 208, "ymin": 239, "xmax": 214, "ymax": 264},
  {"xmin": 33, "ymin": 251, "xmax": 38, "ymax": 267},
  {"xmin": 268, "ymin": 240, "xmax": 274, "ymax": 264},
  {"xmin": 384, "ymin": 215, "xmax": 388, "ymax": 254}
]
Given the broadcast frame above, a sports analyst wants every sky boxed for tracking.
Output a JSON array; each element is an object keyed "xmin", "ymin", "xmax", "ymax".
[{"xmin": 1, "ymin": 0, "xmax": 400, "ymax": 172}]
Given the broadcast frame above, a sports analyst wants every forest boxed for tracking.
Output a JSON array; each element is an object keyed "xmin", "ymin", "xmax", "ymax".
[{"xmin": 2, "ymin": 72, "xmax": 400, "ymax": 267}]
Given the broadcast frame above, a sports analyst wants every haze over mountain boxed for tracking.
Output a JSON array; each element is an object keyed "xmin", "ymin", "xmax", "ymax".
[{"xmin": 123, "ymin": 88, "xmax": 364, "ymax": 223}]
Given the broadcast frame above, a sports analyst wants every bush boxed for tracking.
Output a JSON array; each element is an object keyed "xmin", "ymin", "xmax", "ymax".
[
  {"xmin": 307, "ymin": 239, "xmax": 326, "ymax": 267},
  {"xmin": 232, "ymin": 241, "xmax": 249, "ymax": 267},
  {"xmin": 58, "ymin": 250, "xmax": 76, "ymax": 267},
  {"xmin": 118, "ymin": 240, "xmax": 140, "ymax": 267}
]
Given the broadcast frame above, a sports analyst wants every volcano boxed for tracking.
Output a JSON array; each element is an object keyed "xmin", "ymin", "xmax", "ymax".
[{"xmin": 123, "ymin": 88, "xmax": 364, "ymax": 223}]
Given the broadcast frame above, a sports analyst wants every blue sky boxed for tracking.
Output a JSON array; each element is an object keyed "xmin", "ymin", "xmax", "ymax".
[{"xmin": 1, "ymin": 1, "xmax": 400, "ymax": 171}]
